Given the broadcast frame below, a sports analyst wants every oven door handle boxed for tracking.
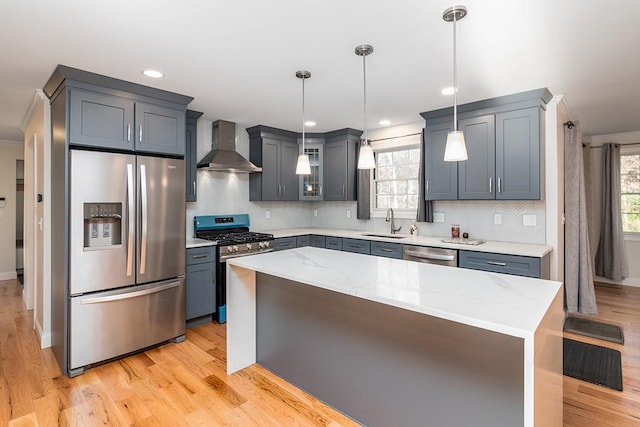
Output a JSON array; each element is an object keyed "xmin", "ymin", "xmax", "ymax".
[{"xmin": 219, "ymin": 248, "xmax": 274, "ymax": 262}]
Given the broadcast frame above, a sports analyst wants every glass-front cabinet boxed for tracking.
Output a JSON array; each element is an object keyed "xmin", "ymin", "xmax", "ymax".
[{"xmin": 299, "ymin": 143, "xmax": 323, "ymax": 200}]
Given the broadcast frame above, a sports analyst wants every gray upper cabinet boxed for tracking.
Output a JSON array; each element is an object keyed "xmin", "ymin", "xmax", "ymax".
[
  {"xmin": 458, "ymin": 115, "xmax": 495, "ymax": 200},
  {"xmin": 421, "ymin": 88, "xmax": 551, "ymax": 201},
  {"xmin": 248, "ymin": 126, "xmax": 300, "ymax": 201},
  {"xmin": 134, "ymin": 102, "xmax": 186, "ymax": 156},
  {"xmin": 424, "ymin": 120, "xmax": 457, "ymax": 200},
  {"xmin": 185, "ymin": 110, "xmax": 203, "ymax": 202},
  {"xmin": 323, "ymin": 129, "xmax": 361, "ymax": 201},
  {"xmin": 299, "ymin": 137, "xmax": 324, "ymax": 201},
  {"xmin": 69, "ymin": 89, "xmax": 134, "ymax": 151},
  {"xmin": 48, "ymin": 65, "xmax": 192, "ymax": 157},
  {"xmin": 495, "ymin": 107, "xmax": 540, "ymax": 200}
]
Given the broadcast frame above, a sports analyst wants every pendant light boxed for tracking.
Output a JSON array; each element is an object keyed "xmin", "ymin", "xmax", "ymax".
[
  {"xmin": 443, "ymin": 5, "xmax": 468, "ymax": 162},
  {"xmin": 355, "ymin": 44, "xmax": 376, "ymax": 170},
  {"xmin": 295, "ymin": 70, "xmax": 312, "ymax": 175}
]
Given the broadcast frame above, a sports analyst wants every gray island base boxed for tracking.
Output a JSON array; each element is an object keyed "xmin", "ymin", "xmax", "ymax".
[{"xmin": 227, "ymin": 247, "xmax": 563, "ymax": 427}]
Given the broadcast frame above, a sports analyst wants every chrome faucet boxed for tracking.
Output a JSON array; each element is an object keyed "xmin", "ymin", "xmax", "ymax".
[{"xmin": 385, "ymin": 208, "xmax": 402, "ymax": 234}]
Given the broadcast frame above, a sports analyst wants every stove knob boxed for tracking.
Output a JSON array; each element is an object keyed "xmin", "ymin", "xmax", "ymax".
[
  {"xmin": 247, "ymin": 243, "xmax": 253, "ymax": 250},
  {"xmin": 233, "ymin": 245, "xmax": 239, "ymax": 252}
]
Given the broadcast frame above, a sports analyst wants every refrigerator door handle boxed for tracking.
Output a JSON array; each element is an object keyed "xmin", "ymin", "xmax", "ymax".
[
  {"xmin": 140, "ymin": 164, "xmax": 148, "ymax": 275},
  {"xmin": 126, "ymin": 163, "xmax": 135, "ymax": 277},
  {"xmin": 80, "ymin": 280, "xmax": 182, "ymax": 305}
]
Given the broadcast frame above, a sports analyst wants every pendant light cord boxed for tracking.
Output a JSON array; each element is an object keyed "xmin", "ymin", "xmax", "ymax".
[
  {"xmin": 453, "ymin": 11, "xmax": 458, "ymax": 132},
  {"xmin": 301, "ymin": 75, "xmax": 306, "ymax": 153},
  {"xmin": 363, "ymin": 51, "xmax": 368, "ymax": 144}
]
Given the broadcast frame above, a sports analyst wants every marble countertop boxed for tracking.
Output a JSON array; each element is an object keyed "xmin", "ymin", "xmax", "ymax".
[
  {"xmin": 260, "ymin": 227, "xmax": 552, "ymax": 258},
  {"xmin": 186, "ymin": 238, "xmax": 216, "ymax": 249},
  {"xmin": 228, "ymin": 247, "xmax": 562, "ymax": 338}
]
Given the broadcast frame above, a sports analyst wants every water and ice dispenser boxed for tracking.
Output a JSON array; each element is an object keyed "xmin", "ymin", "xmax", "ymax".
[{"xmin": 83, "ymin": 203, "xmax": 122, "ymax": 248}]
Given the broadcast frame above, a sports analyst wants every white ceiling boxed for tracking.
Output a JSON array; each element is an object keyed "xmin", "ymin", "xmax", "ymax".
[{"xmin": 1, "ymin": 0, "xmax": 640, "ymax": 143}]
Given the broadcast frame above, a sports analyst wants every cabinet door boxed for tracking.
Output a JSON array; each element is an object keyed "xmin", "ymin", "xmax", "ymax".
[
  {"xmin": 185, "ymin": 119, "xmax": 198, "ymax": 202},
  {"xmin": 69, "ymin": 89, "xmax": 134, "ymax": 151},
  {"xmin": 458, "ymin": 115, "xmax": 495, "ymax": 200},
  {"xmin": 495, "ymin": 107, "xmax": 540, "ymax": 200},
  {"xmin": 300, "ymin": 144, "xmax": 323, "ymax": 200},
  {"xmin": 424, "ymin": 122, "xmax": 458, "ymax": 200},
  {"xmin": 324, "ymin": 141, "xmax": 348, "ymax": 200},
  {"xmin": 186, "ymin": 262, "xmax": 215, "ymax": 320},
  {"xmin": 274, "ymin": 237, "xmax": 296, "ymax": 251},
  {"xmin": 280, "ymin": 140, "xmax": 300, "ymax": 201},
  {"xmin": 135, "ymin": 102, "xmax": 185, "ymax": 156},
  {"xmin": 261, "ymin": 138, "xmax": 281, "ymax": 200}
]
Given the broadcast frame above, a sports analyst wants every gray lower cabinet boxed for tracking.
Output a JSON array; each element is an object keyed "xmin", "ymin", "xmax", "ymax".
[
  {"xmin": 310, "ymin": 235, "xmax": 326, "ymax": 247},
  {"xmin": 370, "ymin": 241, "xmax": 404, "ymax": 259},
  {"xmin": 185, "ymin": 247, "xmax": 216, "ymax": 326},
  {"xmin": 68, "ymin": 88, "xmax": 186, "ymax": 156},
  {"xmin": 248, "ymin": 126, "xmax": 300, "ymax": 201},
  {"xmin": 325, "ymin": 236, "xmax": 343, "ymax": 251},
  {"xmin": 459, "ymin": 250, "xmax": 549, "ymax": 279},
  {"xmin": 323, "ymin": 129, "xmax": 361, "ymax": 201},
  {"xmin": 342, "ymin": 238, "xmax": 371, "ymax": 255},
  {"xmin": 185, "ymin": 110, "xmax": 202, "ymax": 202},
  {"xmin": 274, "ymin": 237, "xmax": 297, "ymax": 251},
  {"xmin": 296, "ymin": 235, "xmax": 311, "ymax": 247}
]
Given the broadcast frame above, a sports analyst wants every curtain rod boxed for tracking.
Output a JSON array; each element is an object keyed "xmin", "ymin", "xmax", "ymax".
[
  {"xmin": 369, "ymin": 132, "xmax": 422, "ymax": 143},
  {"xmin": 584, "ymin": 142, "xmax": 640, "ymax": 148}
]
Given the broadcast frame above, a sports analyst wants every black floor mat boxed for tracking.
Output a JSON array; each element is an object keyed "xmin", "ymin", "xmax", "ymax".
[
  {"xmin": 564, "ymin": 316, "xmax": 624, "ymax": 344},
  {"xmin": 563, "ymin": 338, "xmax": 623, "ymax": 391}
]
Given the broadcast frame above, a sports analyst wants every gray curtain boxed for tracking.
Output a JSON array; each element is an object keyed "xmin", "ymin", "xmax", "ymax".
[
  {"xmin": 595, "ymin": 143, "xmax": 629, "ymax": 280},
  {"xmin": 356, "ymin": 143, "xmax": 371, "ymax": 220},
  {"xmin": 564, "ymin": 122, "xmax": 597, "ymax": 314},
  {"xmin": 417, "ymin": 128, "xmax": 433, "ymax": 223}
]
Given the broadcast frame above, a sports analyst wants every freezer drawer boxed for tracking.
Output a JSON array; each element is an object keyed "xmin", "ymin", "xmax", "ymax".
[{"xmin": 69, "ymin": 278, "xmax": 185, "ymax": 371}]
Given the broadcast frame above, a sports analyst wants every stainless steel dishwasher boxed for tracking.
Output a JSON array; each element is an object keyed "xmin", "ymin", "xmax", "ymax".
[{"xmin": 403, "ymin": 245, "xmax": 458, "ymax": 267}]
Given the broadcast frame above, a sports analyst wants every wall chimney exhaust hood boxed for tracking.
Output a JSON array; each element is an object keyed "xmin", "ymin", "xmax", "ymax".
[{"xmin": 197, "ymin": 120, "xmax": 262, "ymax": 173}]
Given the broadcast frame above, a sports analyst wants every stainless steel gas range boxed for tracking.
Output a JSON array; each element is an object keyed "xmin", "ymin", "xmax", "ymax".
[{"xmin": 194, "ymin": 214, "xmax": 274, "ymax": 323}]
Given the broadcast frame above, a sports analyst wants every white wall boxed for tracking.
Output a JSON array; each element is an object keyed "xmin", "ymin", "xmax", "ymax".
[
  {"xmin": 586, "ymin": 131, "xmax": 640, "ymax": 287},
  {"xmin": 187, "ymin": 119, "xmax": 548, "ymax": 246},
  {"xmin": 0, "ymin": 141, "xmax": 24, "ymax": 280}
]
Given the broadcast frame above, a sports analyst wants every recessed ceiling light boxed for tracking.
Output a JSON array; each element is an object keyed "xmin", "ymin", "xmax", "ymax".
[
  {"xmin": 441, "ymin": 86, "xmax": 456, "ymax": 95},
  {"xmin": 142, "ymin": 69, "xmax": 164, "ymax": 79},
  {"xmin": 379, "ymin": 120, "xmax": 391, "ymax": 126},
  {"xmin": 304, "ymin": 121, "xmax": 316, "ymax": 127}
]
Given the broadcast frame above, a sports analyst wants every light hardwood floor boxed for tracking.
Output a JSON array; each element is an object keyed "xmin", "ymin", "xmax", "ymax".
[{"xmin": 1, "ymin": 278, "xmax": 639, "ymax": 426}]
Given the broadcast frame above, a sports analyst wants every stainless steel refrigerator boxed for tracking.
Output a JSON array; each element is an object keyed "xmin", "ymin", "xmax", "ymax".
[{"xmin": 67, "ymin": 149, "xmax": 185, "ymax": 376}]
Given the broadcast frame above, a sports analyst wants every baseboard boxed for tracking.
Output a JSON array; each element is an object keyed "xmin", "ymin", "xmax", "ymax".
[
  {"xmin": 595, "ymin": 276, "xmax": 640, "ymax": 288},
  {"xmin": 34, "ymin": 318, "xmax": 52, "ymax": 349},
  {"xmin": 0, "ymin": 271, "xmax": 18, "ymax": 281}
]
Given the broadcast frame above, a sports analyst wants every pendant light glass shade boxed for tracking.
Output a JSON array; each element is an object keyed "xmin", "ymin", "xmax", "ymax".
[
  {"xmin": 357, "ymin": 144, "xmax": 376, "ymax": 169},
  {"xmin": 443, "ymin": 5, "xmax": 468, "ymax": 162},
  {"xmin": 295, "ymin": 70, "xmax": 312, "ymax": 175},
  {"xmin": 444, "ymin": 130, "xmax": 468, "ymax": 161},
  {"xmin": 295, "ymin": 154, "xmax": 311, "ymax": 174},
  {"xmin": 355, "ymin": 44, "xmax": 375, "ymax": 170}
]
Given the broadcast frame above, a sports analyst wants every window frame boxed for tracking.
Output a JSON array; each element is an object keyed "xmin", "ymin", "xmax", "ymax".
[
  {"xmin": 369, "ymin": 134, "xmax": 422, "ymax": 219},
  {"xmin": 620, "ymin": 144, "xmax": 640, "ymax": 238}
]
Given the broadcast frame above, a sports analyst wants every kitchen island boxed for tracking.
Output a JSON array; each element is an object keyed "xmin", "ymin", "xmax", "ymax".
[{"xmin": 227, "ymin": 247, "xmax": 563, "ymax": 426}]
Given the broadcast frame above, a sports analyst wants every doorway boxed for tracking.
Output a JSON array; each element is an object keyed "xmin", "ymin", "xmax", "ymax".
[{"xmin": 16, "ymin": 159, "xmax": 24, "ymax": 283}]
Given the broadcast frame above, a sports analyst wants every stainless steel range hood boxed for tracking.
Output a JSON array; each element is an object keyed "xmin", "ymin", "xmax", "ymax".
[{"xmin": 197, "ymin": 120, "xmax": 262, "ymax": 173}]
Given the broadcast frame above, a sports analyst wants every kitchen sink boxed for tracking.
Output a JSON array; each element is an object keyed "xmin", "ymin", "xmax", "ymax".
[{"xmin": 361, "ymin": 233, "xmax": 407, "ymax": 239}]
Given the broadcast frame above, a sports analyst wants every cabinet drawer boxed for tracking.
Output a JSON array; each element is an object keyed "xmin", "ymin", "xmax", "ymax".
[
  {"xmin": 186, "ymin": 246, "xmax": 215, "ymax": 265},
  {"xmin": 325, "ymin": 236, "xmax": 343, "ymax": 250},
  {"xmin": 274, "ymin": 237, "xmax": 297, "ymax": 251},
  {"xmin": 310, "ymin": 235, "xmax": 326, "ymax": 248},
  {"xmin": 342, "ymin": 238, "xmax": 371, "ymax": 255},
  {"xmin": 296, "ymin": 235, "xmax": 311, "ymax": 247},
  {"xmin": 459, "ymin": 250, "xmax": 541, "ymax": 278},
  {"xmin": 370, "ymin": 241, "xmax": 403, "ymax": 259}
]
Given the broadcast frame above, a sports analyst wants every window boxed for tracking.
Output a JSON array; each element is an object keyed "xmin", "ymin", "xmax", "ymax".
[
  {"xmin": 372, "ymin": 135, "xmax": 421, "ymax": 215},
  {"xmin": 621, "ymin": 150, "xmax": 640, "ymax": 233}
]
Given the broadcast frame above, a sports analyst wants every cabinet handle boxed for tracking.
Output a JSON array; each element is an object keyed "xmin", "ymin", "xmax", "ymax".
[
  {"xmin": 320, "ymin": 186, "xmax": 323, "ymax": 196},
  {"xmin": 191, "ymin": 254, "xmax": 208, "ymax": 259},
  {"xmin": 497, "ymin": 177, "xmax": 502, "ymax": 193},
  {"xmin": 278, "ymin": 185, "xmax": 281, "ymax": 197},
  {"xmin": 380, "ymin": 248, "xmax": 393, "ymax": 253},
  {"xmin": 283, "ymin": 185, "xmax": 286, "ymax": 197},
  {"xmin": 486, "ymin": 261, "xmax": 507, "ymax": 266},
  {"xmin": 426, "ymin": 180, "xmax": 429, "ymax": 194},
  {"xmin": 489, "ymin": 177, "xmax": 493, "ymax": 193},
  {"xmin": 280, "ymin": 242, "xmax": 292, "ymax": 247},
  {"xmin": 127, "ymin": 123, "xmax": 131, "ymax": 142},
  {"xmin": 342, "ymin": 184, "xmax": 346, "ymax": 198},
  {"xmin": 139, "ymin": 124, "xmax": 143, "ymax": 143},
  {"xmin": 193, "ymin": 181, "xmax": 196, "ymax": 195}
]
